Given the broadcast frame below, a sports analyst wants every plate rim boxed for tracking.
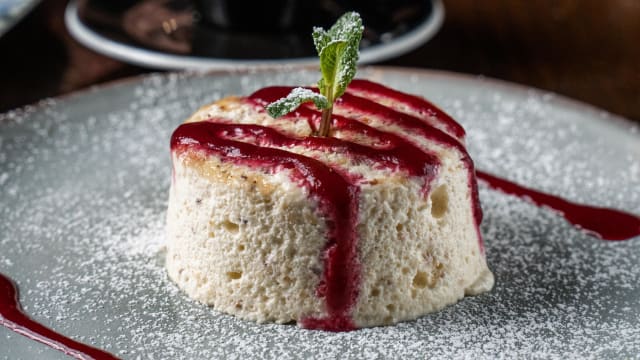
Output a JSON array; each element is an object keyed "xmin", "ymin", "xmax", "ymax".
[
  {"xmin": 2, "ymin": 65, "xmax": 638, "ymax": 138},
  {"xmin": 63, "ymin": 0, "xmax": 445, "ymax": 70}
]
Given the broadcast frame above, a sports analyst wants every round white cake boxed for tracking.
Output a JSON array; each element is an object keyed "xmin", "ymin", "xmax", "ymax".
[{"xmin": 166, "ymin": 79, "xmax": 494, "ymax": 331}]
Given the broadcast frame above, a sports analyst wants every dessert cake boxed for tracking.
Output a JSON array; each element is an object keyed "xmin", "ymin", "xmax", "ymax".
[{"xmin": 166, "ymin": 79, "xmax": 494, "ymax": 331}]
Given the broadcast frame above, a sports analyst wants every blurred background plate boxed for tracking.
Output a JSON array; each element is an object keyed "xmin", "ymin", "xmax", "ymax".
[
  {"xmin": 0, "ymin": 67, "xmax": 639, "ymax": 359},
  {"xmin": 64, "ymin": 0, "xmax": 444, "ymax": 70},
  {"xmin": 0, "ymin": 0, "xmax": 40, "ymax": 36}
]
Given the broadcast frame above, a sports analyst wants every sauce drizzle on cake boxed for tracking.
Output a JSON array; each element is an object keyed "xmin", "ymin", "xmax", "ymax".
[
  {"xmin": 249, "ymin": 84, "xmax": 485, "ymax": 251},
  {"xmin": 346, "ymin": 80, "xmax": 467, "ymax": 140},
  {"xmin": 172, "ymin": 122, "xmax": 361, "ymax": 331}
]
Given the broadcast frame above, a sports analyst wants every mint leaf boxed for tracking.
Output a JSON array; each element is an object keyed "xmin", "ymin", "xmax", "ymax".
[
  {"xmin": 312, "ymin": 27, "xmax": 331, "ymax": 54},
  {"xmin": 317, "ymin": 12, "xmax": 363, "ymax": 100},
  {"xmin": 318, "ymin": 40, "xmax": 348, "ymax": 99},
  {"xmin": 266, "ymin": 88, "xmax": 329, "ymax": 118},
  {"xmin": 328, "ymin": 12, "xmax": 362, "ymax": 98}
]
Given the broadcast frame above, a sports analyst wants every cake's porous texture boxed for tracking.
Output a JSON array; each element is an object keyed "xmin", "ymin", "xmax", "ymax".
[{"xmin": 166, "ymin": 80, "xmax": 494, "ymax": 330}]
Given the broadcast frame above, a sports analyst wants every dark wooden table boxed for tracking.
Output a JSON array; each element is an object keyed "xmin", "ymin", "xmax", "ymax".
[{"xmin": 1, "ymin": 0, "xmax": 639, "ymax": 123}]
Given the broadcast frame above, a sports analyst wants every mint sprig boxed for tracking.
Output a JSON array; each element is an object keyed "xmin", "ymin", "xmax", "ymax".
[{"xmin": 266, "ymin": 12, "xmax": 363, "ymax": 136}]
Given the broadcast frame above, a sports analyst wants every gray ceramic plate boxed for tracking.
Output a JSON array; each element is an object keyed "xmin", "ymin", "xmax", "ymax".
[{"xmin": 1, "ymin": 67, "xmax": 639, "ymax": 359}]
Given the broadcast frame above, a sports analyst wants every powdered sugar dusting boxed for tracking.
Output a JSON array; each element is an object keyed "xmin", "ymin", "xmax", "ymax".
[{"xmin": 1, "ymin": 69, "xmax": 639, "ymax": 359}]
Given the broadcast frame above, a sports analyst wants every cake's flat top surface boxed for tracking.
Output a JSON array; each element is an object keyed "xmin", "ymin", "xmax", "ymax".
[{"xmin": 0, "ymin": 67, "xmax": 639, "ymax": 359}]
